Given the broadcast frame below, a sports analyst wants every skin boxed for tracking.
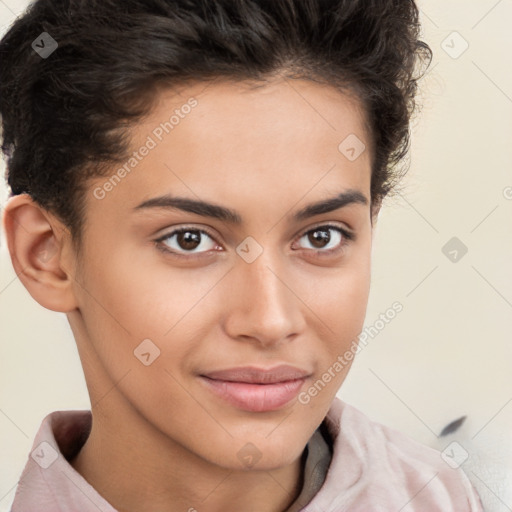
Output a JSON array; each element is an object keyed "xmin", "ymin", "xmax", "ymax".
[{"xmin": 3, "ymin": 77, "xmax": 379, "ymax": 512}]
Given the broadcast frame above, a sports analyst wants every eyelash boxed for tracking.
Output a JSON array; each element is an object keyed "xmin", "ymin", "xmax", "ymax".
[{"xmin": 154, "ymin": 223, "xmax": 354, "ymax": 260}]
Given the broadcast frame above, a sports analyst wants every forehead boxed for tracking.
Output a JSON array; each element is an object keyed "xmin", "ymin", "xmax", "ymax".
[
  {"xmin": 146, "ymin": 77, "xmax": 372, "ymax": 166},
  {"xmin": 86, "ymin": 78, "xmax": 372, "ymax": 226}
]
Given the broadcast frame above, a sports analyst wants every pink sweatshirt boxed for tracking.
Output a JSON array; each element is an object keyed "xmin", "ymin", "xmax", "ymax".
[{"xmin": 9, "ymin": 397, "xmax": 483, "ymax": 511}]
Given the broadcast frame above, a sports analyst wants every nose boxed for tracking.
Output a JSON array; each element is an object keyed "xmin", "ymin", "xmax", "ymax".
[{"xmin": 222, "ymin": 249, "xmax": 306, "ymax": 348}]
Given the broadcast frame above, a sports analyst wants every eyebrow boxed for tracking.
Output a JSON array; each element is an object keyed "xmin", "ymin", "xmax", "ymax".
[{"xmin": 132, "ymin": 189, "xmax": 368, "ymax": 224}]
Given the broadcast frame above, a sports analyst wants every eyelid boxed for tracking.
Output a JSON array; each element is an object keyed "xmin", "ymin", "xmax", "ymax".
[
  {"xmin": 154, "ymin": 224, "xmax": 221, "ymax": 254},
  {"xmin": 292, "ymin": 222, "xmax": 354, "ymax": 256},
  {"xmin": 298, "ymin": 221, "xmax": 354, "ymax": 241}
]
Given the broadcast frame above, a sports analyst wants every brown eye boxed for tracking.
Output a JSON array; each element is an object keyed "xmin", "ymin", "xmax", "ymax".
[
  {"xmin": 176, "ymin": 230, "xmax": 201, "ymax": 250},
  {"xmin": 155, "ymin": 227, "xmax": 219, "ymax": 256},
  {"xmin": 295, "ymin": 224, "xmax": 353, "ymax": 254},
  {"xmin": 308, "ymin": 228, "xmax": 333, "ymax": 249}
]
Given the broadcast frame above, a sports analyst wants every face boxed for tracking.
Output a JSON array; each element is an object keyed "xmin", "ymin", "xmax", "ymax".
[{"xmin": 67, "ymin": 77, "xmax": 374, "ymax": 471}]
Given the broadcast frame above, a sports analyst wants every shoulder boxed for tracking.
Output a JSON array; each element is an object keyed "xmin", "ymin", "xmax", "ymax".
[
  {"xmin": 9, "ymin": 410, "xmax": 114, "ymax": 512},
  {"xmin": 315, "ymin": 398, "xmax": 484, "ymax": 512}
]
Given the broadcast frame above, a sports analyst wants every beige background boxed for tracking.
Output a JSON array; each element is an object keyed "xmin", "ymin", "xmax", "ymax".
[{"xmin": 1, "ymin": 0, "xmax": 511, "ymax": 510}]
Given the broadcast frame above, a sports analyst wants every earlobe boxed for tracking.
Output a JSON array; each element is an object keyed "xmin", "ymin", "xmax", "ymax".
[{"xmin": 2, "ymin": 193, "xmax": 79, "ymax": 313}]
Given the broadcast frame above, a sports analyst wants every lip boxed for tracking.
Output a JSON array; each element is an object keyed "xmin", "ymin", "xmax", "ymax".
[{"xmin": 199, "ymin": 365, "xmax": 311, "ymax": 412}]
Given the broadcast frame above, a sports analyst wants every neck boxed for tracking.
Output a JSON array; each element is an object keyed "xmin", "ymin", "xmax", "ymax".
[{"xmin": 69, "ymin": 392, "xmax": 305, "ymax": 512}]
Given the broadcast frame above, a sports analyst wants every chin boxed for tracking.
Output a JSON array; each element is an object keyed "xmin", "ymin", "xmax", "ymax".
[{"xmin": 208, "ymin": 427, "xmax": 310, "ymax": 472}]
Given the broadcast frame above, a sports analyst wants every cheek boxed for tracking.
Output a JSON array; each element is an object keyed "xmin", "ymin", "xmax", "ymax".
[
  {"xmin": 296, "ymin": 249, "xmax": 371, "ymax": 398},
  {"xmin": 295, "ymin": 263, "xmax": 371, "ymax": 411},
  {"xmin": 330, "ymin": 268, "xmax": 370, "ymax": 333},
  {"xmin": 74, "ymin": 244, "xmax": 171, "ymax": 368},
  {"xmin": 77, "ymin": 244, "xmax": 222, "ymax": 380},
  {"xmin": 75, "ymin": 255, "xmax": 198, "ymax": 415},
  {"xmin": 304, "ymin": 253, "xmax": 371, "ymax": 332}
]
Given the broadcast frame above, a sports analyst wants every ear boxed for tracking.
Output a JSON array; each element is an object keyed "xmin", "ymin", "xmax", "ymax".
[{"xmin": 2, "ymin": 193, "xmax": 79, "ymax": 312}]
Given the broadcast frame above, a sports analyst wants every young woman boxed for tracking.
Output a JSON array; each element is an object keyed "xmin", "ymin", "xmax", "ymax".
[{"xmin": 1, "ymin": 0, "xmax": 483, "ymax": 510}]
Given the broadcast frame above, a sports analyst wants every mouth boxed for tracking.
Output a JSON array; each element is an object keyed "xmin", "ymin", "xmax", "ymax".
[{"xmin": 199, "ymin": 365, "xmax": 311, "ymax": 412}]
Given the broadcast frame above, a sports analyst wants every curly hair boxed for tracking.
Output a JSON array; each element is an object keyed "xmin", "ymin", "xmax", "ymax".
[{"xmin": 0, "ymin": 0, "xmax": 432, "ymax": 253}]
